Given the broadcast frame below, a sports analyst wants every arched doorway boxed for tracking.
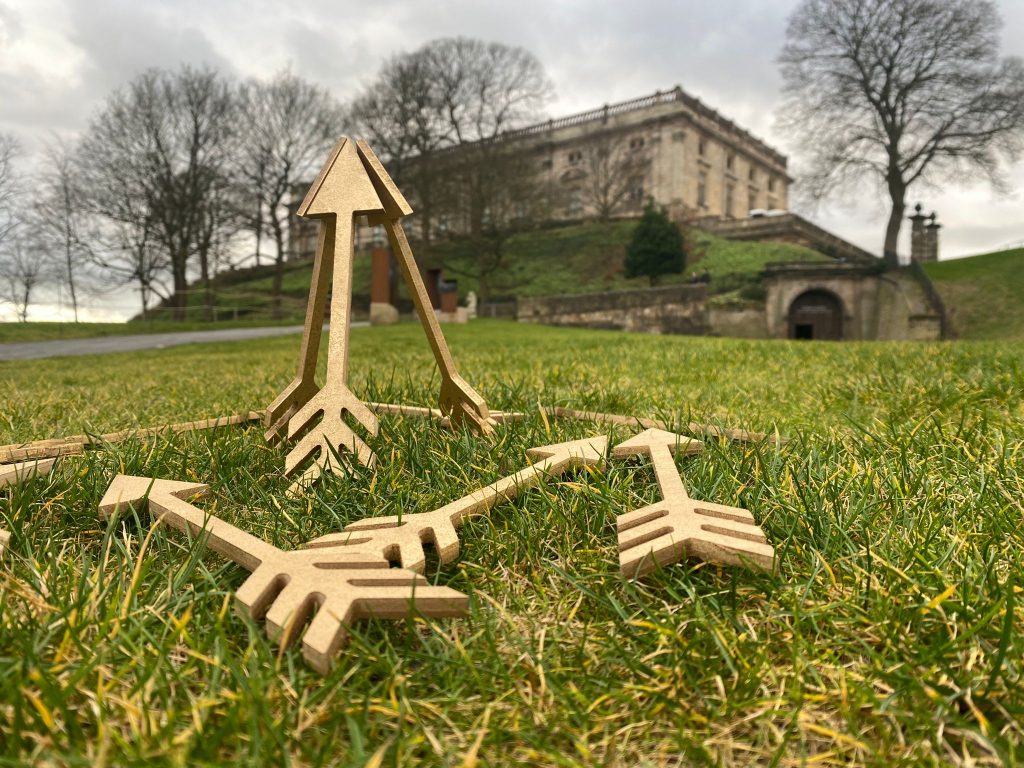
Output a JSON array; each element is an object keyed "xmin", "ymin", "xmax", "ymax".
[{"xmin": 788, "ymin": 290, "xmax": 843, "ymax": 340}]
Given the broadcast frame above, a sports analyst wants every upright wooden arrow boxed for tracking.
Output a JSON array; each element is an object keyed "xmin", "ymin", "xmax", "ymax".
[
  {"xmin": 357, "ymin": 140, "xmax": 493, "ymax": 434},
  {"xmin": 306, "ymin": 435, "xmax": 609, "ymax": 572},
  {"xmin": 266, "ymin": 138, "xmax": 385, "ymax": 494},
  {"xmin": 99, "ymin": 475, "xmax": 468, "ymax": 674},
  {"xmin": 265, "ymin": 138, "xmax": 495, "ymax": 493},
  {"xmin": 613, "ymin": 428, "xmax": 775, "ymax": 577}
]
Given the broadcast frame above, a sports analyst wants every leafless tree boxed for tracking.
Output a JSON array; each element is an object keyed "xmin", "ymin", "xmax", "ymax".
[
  {"xmin": 0, "ymin": 232, "xmax": 49, "ymax": 322},
  {"xmin": 78, "ymin": 66, "xmax": 238, "ymax": 319},
  {"xmin": 348, "ymin": 49, "xmax": 447, "ymax": 246},
  {"xmin": 235, "ymin": 69, "xmax": 343, "ymax": 318},
  {"xmin": 0, "ymin": 134, "xmax": 19, "ymax": 252},
  {"xmin": 25, "ymin": 138, "xmax": 96, "ymax": 322},
  {"xmin": 779, "ymin": 0, "xmax": 1024, "ymax": 265},
  {"xmin": 579, "ymin": 134, "xmax": 651, "ymax": 221}
]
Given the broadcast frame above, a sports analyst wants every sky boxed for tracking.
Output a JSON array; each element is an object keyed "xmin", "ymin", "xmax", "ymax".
[{"xmin": 1, "ymin": 0, "xmax": 1023, "ymax": 320}]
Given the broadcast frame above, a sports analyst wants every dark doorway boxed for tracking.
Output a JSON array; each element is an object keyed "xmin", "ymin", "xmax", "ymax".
[{"xmin": 788, "ymin": 290, "xmax": 843, "ymax": 340}]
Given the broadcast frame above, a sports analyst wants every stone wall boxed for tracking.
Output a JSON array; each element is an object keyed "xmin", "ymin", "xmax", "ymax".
[{"xmin": 518, "ymin": 285, "xmax": 709, "ymax": 335}]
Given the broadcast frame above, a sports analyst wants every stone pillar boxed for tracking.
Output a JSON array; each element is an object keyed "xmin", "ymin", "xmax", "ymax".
[
  {"xmin": 908, "ymin": 203, "xmax": 927, "ymax": 263},
  {"xmin": 369, "ymin": 246, "xmax": 399, "ymax": 325},
  {"xmin": 924, "ymin": 213, "xmax": 941, "ymax": 262}
]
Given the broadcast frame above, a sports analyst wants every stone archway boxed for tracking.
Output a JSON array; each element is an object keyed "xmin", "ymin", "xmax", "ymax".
[{"xmin": 788, "ymin": 289, "xmax": 844, "ymax": 340}]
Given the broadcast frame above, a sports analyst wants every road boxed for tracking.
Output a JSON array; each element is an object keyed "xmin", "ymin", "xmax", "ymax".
[{"xmin": 0, "ymin": 323, "xmax": 353, "ymax": 361}]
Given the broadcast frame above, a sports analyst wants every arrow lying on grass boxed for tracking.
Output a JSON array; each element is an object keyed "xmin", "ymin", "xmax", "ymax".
[
  {"xmin": 99, "ymin": 475, "xmax": 467, "ymax": 675},
  {"xmin": 613, "ymin": 428, "xmax": 775, "ymax": 578},
  {"xmin": 0, "ymin": 457, "xmax": 57, "ymax": 487},
  {"xmin": 306, "ymin": 435, "xmax": 609, "ymax": 572}
]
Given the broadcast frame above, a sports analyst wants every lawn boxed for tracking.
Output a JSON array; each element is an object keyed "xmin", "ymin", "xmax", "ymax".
[
  {"xmin": 925, "ymin": 247, "xmax": 1024, "ymax": 340},
  {"xmin": 1, "ymin": 321, "xmax": 1022, "ymax": 765},
  {"xmin": 0, "ymin": 317, "xmax": 304, "ymax": 344}
]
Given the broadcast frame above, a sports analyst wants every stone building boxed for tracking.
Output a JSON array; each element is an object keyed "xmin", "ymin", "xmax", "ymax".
[
  {"xmin": 287, "ymin": 86, "xmax": 795, "ymax": 260},
  {"xmin": 493, "ymin": 86, "xmax": 792, "ymax": 223}
]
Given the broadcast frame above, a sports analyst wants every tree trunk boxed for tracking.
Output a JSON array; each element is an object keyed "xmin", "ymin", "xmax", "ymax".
[
  {"xmin": 172, "ymin": 257, "xmax": 188, "ymax": 322},
  {"xmin": 200, "ymin": 254, "xmax": 212, "ymax": 322},
  {"xmin": 271, "ymin": 213, "xmax": 286, "ymax": 320},
  {"xmin": 884, "ymin": 179, "xmax": 906, "ymax": 268}
]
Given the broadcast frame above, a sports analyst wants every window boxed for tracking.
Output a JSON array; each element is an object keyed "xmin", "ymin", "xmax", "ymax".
[
  {"xmin": 748, "ymin": 191, "xmax": 757, "ymax": 211},
  {"xmin": 768, "ymin": 176, "xmax": 777, "ymax": 192},
  {"xmin": 726, "ymin": 153, "xmax": 735, "ymax": 171},
  {"xmin": 748, "ymin": 167, "xmax": 756, "ymax": 182},
  {"xmin": 629, "ymin": 136, "xmax": 645, "ymax": 151},
  {"xmin": 629, "ymin": 176, "xmax": 644, "ymax": 204},
  {"xmin": 540, "ymin": 158, "xmax": 553, "ymax": 170},
  {"xmin": 568, "ymin": 150, "xmax": 583, "ymax": 165},
  {"xmin": 725, "ymin": 183, "xmax": 735, "ymax": 218},
  {"xmin": 697, "ymin": 171, "xmax": 708, "ymax": 208},
  {"xmin": 767, "ymin": 197, "xmax": 777, "ymax": 210},
  {"xmin": 698, "ymin": 137, "xmax": 707, "ymax": 156}
]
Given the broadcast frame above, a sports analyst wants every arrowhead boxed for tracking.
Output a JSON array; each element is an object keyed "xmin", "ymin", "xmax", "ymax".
[
  {"xmin": 99, "ymin": 475, "xmax": 209, "ymax": 519},
  {"xmin": 613, "ymin": 428, "xmax": 703, "ymax": 459},
  {"xmin": 526, "ymin": 435, "xmax": 608, "ymax": 464},
  {"xmin": 356, "ymin": 140, "xmax": 413, "ymax": 219},
  {"xmin": 297, "ymin": 138, "xmax": 386, "ymax": 219}
]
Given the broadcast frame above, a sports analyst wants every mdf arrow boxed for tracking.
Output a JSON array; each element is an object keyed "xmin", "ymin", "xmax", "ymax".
[
  {"xmin": 265, "ymin": 137, "xmax": 387, "ymax": 495},
  {"xmin": 265, "ymin": 138, "xmax": 496, "ymax": 495},
  {"xmin": 0, "ymin": 457, "xmax": 57, "ymax": 487},
  {"xmin": 306, "ymin": 435, "xmax": 609, "ymax": 573},
  {"xmin": 613, "ymin": 428, "xmax": 775, "ymax": 578},
  {"xmin": 99, "ymin": 475, "xmax": 468, "ymax": 675},
  {"xmin": 359, "ymin": 137, "xmax": 492, "ymax": 434}
]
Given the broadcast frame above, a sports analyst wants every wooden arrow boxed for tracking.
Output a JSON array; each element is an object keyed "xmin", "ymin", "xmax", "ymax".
[
  {"xmin": 266, "ymin": 138, "xmax": 387, "ymax": 494},
  {"xmin": 306, "ymin": 435, "xmax": 609, "ymax": 573},
  {"xmin": 0, "ymin": 529, "xmax": 8, "ymax": 560},
  {"xmin": 99, "ymin": 475, "xmax": 468, "ymax": 674},
  {"xmin": 613, "ymin": 428, "xmax": 775, "ymax": 577},
  {"xmin": 0, "ymin": 457, "xmax": 57, "ymax": 487},
  {"xmin": 356, "ymin": 140, "xmax": 494, "ymax": 435}
]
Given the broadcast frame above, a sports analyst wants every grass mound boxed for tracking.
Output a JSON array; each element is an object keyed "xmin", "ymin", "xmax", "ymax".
[{"xmin": 925, "ymin": 247, "xmax": 1024, "ymax": 340}]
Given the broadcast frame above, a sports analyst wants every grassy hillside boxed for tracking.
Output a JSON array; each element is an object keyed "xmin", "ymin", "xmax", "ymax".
[
  {"xmin": 2, "ymin": 324, "xmax": 1022, "ymax": 764},
  {"xmin": 925, "ymin": 247, "xmax": 1024, "ymax": 340},
  {"xmin": 170, "ymin": 221, "xmax": 827, "ymax": 320}
]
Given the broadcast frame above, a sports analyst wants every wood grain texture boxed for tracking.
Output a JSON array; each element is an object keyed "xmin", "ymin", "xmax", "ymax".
[
  {"xmin": 99, "ymin": 475, "xmax": 467, "ymax": 675},
  {"xmin": 306, "ymin": 435, "xmax": 609, "ymax": 573},
  {"xmin": 613, "ymin": 428, "xmax": 775, "ymax": 577}
]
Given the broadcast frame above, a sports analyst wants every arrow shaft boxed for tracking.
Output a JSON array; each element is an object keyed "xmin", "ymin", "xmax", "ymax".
[
  {"xmin": 152, "ymin": 495, "xmax": 277, "ymax": 571},
  {"xmin": 383, "ymin": 218, "xmax": 459, "ymax": 381},
  {"xmin": 440, "ymin": 455, "xmax": 563, "ymax": 526},
  {"xmin": 650, "ymin": 444, "xmax": 689, "ymax": 504},
  {"xmin": 328, "ymin": 214, "xmax": 357, "ymax": 381},
  {"xmin": 292, "ymin": 218, "xmax": 334, "ymax": 383}
]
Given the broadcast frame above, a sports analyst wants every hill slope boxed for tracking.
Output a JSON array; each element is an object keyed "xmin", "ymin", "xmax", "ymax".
[
  {"xmin": 924, "ymin": 247, "xmax": 1024, "ymax": 340},
  {"xmin": 179, "ymin": 221, "xmax": 827, "ymax": 320}
]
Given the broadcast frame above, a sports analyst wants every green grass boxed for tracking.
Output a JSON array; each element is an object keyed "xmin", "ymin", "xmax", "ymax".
[
  {"xmin": 2, "ymin": 322, "xmax": 1023, "ymax": 765},
  {"xmin": 431, "ymin": 221, "xmax": 825, "ymax": 299},
  {"xmin": 925, "ymin": 247, "xmax": 1024, "ymax": 340}
]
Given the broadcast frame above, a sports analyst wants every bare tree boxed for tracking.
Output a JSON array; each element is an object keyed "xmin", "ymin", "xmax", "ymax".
[
  {"xmin": 0, "ymin": 134, "xmax": 19, "ymax": 252},
  {"xmin": 235, "ymin": 69, "xmax": 343, "ymax": 318},
  {"xmin": 579, "ymin": 134, "xmax": 651, "ymax": 221},
  {"xmin": 78, "ymin": 66, "xmax": 238, "ymax": 320},
  {"xmin": 348, "ymin": 49, "xmax": 447, "ymax": 246},
  {"xmin": 0, "ymin": 233, "xmax": 49, "ymax": 322},
  {"xmin": 780, "ymin": 0, "xmax": 1024, "ymax": 265},
  {"xmin": 26, "ymin": 138, "xmax": 95, "ymax": 322}
]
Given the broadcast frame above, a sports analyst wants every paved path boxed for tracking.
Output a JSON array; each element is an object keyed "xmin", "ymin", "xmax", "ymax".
[{"xmin": 0, "ymin": 324, "xmax": 353, "ymax": 361}]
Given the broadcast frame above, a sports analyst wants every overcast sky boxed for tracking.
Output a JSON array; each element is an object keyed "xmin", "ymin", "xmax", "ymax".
[{"xmin": 2, "ymin": 0, "xmax": 1023, "ymax": 320}]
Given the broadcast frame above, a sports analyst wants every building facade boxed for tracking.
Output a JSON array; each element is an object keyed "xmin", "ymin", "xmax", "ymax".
[{"xmin": 511, "ymin": 86, "xmax": 791, "ymax": 223}]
